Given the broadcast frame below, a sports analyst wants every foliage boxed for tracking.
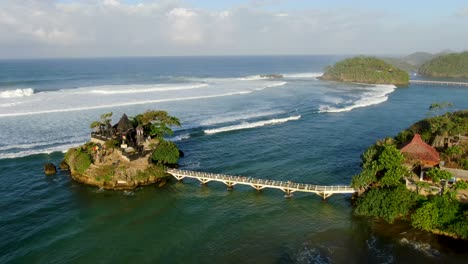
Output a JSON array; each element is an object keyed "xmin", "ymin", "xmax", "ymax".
[
  {"xmin": 90, "ymin": 112, "xmax": 113, "ymax": 129},
  {"xmin": 104, "ymin": 138, "xmax": 120, "ymax": 149},
  {"xmin": 454, "ymin": 180, "xmax": 468, "ymax": 190},
  {"xmin": 136, "ymin": 164, "xmax": 167, "ymax": 180},
  {"xmin": 355, "ymin": 186, "xmax": 420, "ymax": 223},
  {"xmin": 425, "ymin": 168, "xmax": 453, "ymax": 183},
  {"xmin": 65, "ymin": 147, "xmax": 92, "ymax": 174},
  {"xmin": 152, "ymin": 140, "xmax": 180, "ymax": 165},
  {"xmin": 352, "ymin": 144, "xmax": 407, "ymax": 189},
  {"xmin": 411, "ymin": 195, "xmax": 460, "ymax": 232},
  {"xmin": 134, "ymin": 110, "xmax": 181, "ymax": 138},
  {"xmin": 321, "ymin": 56, "xmax": 409, "ymax": 85},
  {"xmin": 395, "ymin": 110, "xmax": 468, "ymax": 145},
  {"xmin": 428, "ymin": 102, "xmax": 453, "ymax": 117},
  {"xmin": 419, "ymin": 51, "xmax": 468, "ymax": 78},
  {"xmin": 444, "ymin": 146, "xmax": 463, "ymax": 163}
]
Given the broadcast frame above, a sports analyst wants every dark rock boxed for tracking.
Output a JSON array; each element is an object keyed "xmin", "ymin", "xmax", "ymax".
[
  {"xmin": 179, "ymin": 150, "xmax": 185, "ymax": 157},
  {"xmin": 59, "ymin": 160, "xmax": 69, "ymax": 170},
  {"xmin": 260, "ymin": 74, "xmax": 283, "ymax": 79},
  {"xmin": 44, "ymin": 163, "xmax": 57, "ymax": 175}
]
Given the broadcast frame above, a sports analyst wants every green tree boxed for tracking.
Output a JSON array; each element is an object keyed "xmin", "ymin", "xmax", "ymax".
[
  {"xmin": 90, "ymin": 112, "xmax": 113, "ymax": 129},
  {"xmin": 425, "ymin": 168, "xmax": 452, "ymax": 183},
  {"xmin": 152, "ymin": 140, "xmax": 180, "ymax": 165},
  {"xmin": 355, "ymin": 186, "xmax": 419, "ymax": 223},
  {"xmin": 135, "ymin": 110, "xmax": 181, "ymax": 138}
]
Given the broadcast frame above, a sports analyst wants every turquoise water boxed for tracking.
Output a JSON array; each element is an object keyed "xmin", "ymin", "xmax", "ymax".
[{"xmin": 0, "ymin": 56, "xmax": 467, "ymax": 263}]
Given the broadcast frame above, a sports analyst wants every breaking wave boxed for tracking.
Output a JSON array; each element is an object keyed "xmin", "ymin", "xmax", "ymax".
[
  {"xmin": 204, "ymin": 115, "xmax": 301, "ymax": 134},
  {"xmin": 0, "ymin": 88, "xmax": 34, "ymax": 98},
  {"xmin": 283, "ymin": 72, "xmax": 323, "ymax": 78},
  {"xmin": 0, "ymin": 91, "xmax": 252, "ymax": 118},
  {"xmin": 167, "ymin": 133, "xmax": 191, "ymax": 142},
  {"xmin": 0, "ymin": 142, "xmax": 83, "ymax": 159},
  {"xmin": 318, "ymin": 84, "xmax": 396, "ymax": 113},
  {"xmin": 200, "ymin": 110, "xmax": 285, "ymax": 126},
  {"xmin": 80, "ymin": 83, "xmax": 209, "ymax": 95}
]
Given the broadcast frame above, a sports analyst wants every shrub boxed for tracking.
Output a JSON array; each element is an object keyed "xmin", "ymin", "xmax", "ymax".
[
  {"xmin": 152, "ymin": 140, "xmax": 180, "ymax": 165},
  {"xmin": 65, "ymin": 147, "xmax": 92, "ymax": 174},
  {"xmin": 354, "ymin": 186, "xmax": 420, "ymax": 223},
  {"xmin": 425, "ymin": 168, "xmax": 453, "ymax": 183}
]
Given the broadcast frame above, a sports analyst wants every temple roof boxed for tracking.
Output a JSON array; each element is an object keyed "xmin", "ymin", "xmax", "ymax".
[
  {"xmin": 400, "ymin": 134, "xmax": 440, "ymax": 165},
  {"xmin": 116, "ymin": 114, "xmax": 134, "ymax": 133}
]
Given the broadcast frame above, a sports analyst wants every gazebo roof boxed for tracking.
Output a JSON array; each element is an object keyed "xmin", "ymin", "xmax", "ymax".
[
  {"xmin": 400, "ymin": 134, "xmax": 440, "ymax": 165},
  {"xmin": 116, "ymin": 114, "xmax": 134, "ymax": 133}
]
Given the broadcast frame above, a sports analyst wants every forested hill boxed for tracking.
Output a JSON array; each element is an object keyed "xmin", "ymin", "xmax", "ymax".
[
  {"xmin": 419, "ymin": 51, "xmax": 468, "ymax": 78},
  {"xmin": 320, "ymin": 57, "xmax": 409, "ymax": 86}
]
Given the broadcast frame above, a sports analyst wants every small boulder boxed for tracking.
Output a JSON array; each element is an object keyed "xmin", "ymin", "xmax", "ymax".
[
  {"xmin": 44, "ymin": 163, "xmax": 57, "ymax": 175},
  {"xmin": 59, "ymin": 160, "xmax": 70, "ymax": 170}
]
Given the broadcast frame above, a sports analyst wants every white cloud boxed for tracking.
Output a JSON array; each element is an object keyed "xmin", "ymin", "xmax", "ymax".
[
  {"xmin": 0, "ymin": 1, "xmax": 466, "ymax": 58},
  {"xmin": 103, "ymin": 0, "xmax": 121, "ymax": 7}
]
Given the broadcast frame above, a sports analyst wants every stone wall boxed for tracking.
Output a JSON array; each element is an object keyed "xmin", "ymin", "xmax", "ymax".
[{"xmin": 441, "ymin": 167, "xmax": 468, "ymax": 181}]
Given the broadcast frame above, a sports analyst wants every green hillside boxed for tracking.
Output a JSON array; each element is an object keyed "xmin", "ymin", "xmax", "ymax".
[
  {"xmin": 419, "ymin": 51, "xmax": 468, "ymax": 78},
  {"xmin": 321, "ymin": 56, "xmax": 409, "ymax": 85}
]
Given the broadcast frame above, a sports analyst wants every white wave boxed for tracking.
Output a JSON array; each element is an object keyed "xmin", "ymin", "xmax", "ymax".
[
  {"xmin": 283, "ymin": 72, "xmax": 323, "ymax": 78},
  {"xmin": 0, "ymin": 90, "xmax": 252, "ymax": 118},
  {"xmin": 200, "ymin": 110, "xmax": 285, "ymax": 126},
  {"xmin": 81, "ymin": 83, "xmax": 209, "ymax": 95},
  {"xmin": 167, "ymin": 133, "xmax": 191, "ymax": 142},
  {"xmin": 0, "ymin": 88, "xmax": 34, "ymax": 98},
  {"xmin": 238, "ymin": 75, "xmax": 270, "ymax": 81},
  {"xmin": 0, "ymin": 138, "xmax": 87, "ymax": 152},
  {"xmin": 319, "ymin": 84, "xmax": 396, "ymax": 113},
  {"xmin": 255, "ymin": 81, "xmax": 287, "ymax": 91},
  {"xmin": 0, "ymin": 142, "xmax": 83, "ymax": 159},
  {"xmin": 204, "ymin": 115, "xmax": 301, "ymax": 134}
]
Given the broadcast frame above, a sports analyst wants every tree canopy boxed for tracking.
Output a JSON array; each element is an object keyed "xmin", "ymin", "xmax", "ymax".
[
  {"xmin": 134, "ymin": 110, "xmax": 181, "ymax": 138},
  {"xmin": 419, "ymin": 51, "xmax": 468, "ymax": 78},
  {"xmin": 321, "ymin": 56, "xmax": 409, "ymax": 85}
]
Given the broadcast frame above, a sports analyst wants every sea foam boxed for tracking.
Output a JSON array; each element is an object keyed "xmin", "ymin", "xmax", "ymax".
[
  {"xmin": 204, "ymin": 115, "xmax": 301, "ymax": 134},
  {"xmin": 319, "ymin": 84, "xmax": 396, "ymax": 113},
  {"xmin": 0, "ymin": 88, "xmax": 34, "ymax": 98}
]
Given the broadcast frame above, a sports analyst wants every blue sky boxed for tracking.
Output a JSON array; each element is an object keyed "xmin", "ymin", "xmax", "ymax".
[{"xmin": 0, "ymin": 0, "xmax": 467, "ymax": 58}]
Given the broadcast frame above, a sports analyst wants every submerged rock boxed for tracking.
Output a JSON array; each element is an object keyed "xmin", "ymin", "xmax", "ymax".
[{"xmin": 44, "ymin": 163, "xmax": 57, "ymax": 175}]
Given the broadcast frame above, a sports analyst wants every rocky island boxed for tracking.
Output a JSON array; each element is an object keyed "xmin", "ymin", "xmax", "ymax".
[
  {"xmin": 352, "ymin": 105, "xmax": 468, "ymax": 239},
  {"xmin": 320, "ymin": 56, "xmax": 409, "ymax": 86},
  {"xmin": 63, "ymin": 110, "xmax": 181, "ymax": 190}
]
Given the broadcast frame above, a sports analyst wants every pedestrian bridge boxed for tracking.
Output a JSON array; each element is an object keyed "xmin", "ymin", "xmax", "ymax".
[{"xmin": 166, "ymin": 169, "xmax": 356, "ymax": 199}]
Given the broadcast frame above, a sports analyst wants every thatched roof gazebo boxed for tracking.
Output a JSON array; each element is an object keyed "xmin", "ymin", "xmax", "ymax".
[{"xmin": 400, "ymin": 134, "xmax": 440, "ymax": 167}]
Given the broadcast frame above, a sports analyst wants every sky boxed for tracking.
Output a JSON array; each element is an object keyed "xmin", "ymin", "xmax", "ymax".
[{"xmin": 0, "ymin": 0, "xmax": 467, "ymax": 58}]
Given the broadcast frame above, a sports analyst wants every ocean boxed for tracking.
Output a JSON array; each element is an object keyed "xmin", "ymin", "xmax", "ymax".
[{"xmin": 0, "ymin": 56, "xmax": 467, "ymax": 263}]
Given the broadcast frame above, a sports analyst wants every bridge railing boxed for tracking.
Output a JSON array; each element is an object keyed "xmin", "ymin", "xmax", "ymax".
[{"xmin": 167, "ymin": 169, "xmax": 354, "ymax": 192}]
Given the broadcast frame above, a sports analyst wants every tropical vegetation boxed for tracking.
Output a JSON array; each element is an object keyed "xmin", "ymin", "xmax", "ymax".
[
  {"xmin": 320, "ymin": 56, "xmax": 409, "ymax": 85},
  {"xmin": 352, "ymin": 107, "xmax": 468, "ymax": 239},
  {"xmin": 419, "ymin": 51, "xmax": 468, "ymax": 78}
]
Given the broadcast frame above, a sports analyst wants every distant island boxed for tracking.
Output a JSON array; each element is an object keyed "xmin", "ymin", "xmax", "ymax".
[
  {"xmin": 419, "ymin": 51, "xmax": 468, "ymax": 78},
  {"xmin": 352, "ymin": 105, "xmax": 468, "ymax": 239},
  {"xmin": 63, "ymin": 110, "xmax": 181, "ymax": 190},
  {"xmin": 320, "ymin": 56, "xmax": 409, "ymax": 86}
]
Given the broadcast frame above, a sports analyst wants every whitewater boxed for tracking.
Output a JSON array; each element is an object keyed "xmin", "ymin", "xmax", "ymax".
[{"xmin": 0, "ymin": 72, "xmax": 398, "ymax": 159}]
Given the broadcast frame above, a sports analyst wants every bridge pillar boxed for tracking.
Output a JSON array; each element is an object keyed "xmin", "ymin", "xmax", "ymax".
[
  {"xmin": 320, "ymin": 193, "xmax": 333, "ymax": 200},
  {"xmin": 282, "ymin": 189, "xmax": 294, "ymax": 198},
  {"xmin": 173, "ymin": 175, "xmax": 185, "ymax": 181},
  {"xmin": 198, "ymin": 178, "xmax": 211, "ymax": 185},
  {"xmin": 251, "ymin": 185, "xmax": 265, "ymax": 191},
  {"xmin": 224, "ymin": 181, "xmax": 236, "ymax": 190}
]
